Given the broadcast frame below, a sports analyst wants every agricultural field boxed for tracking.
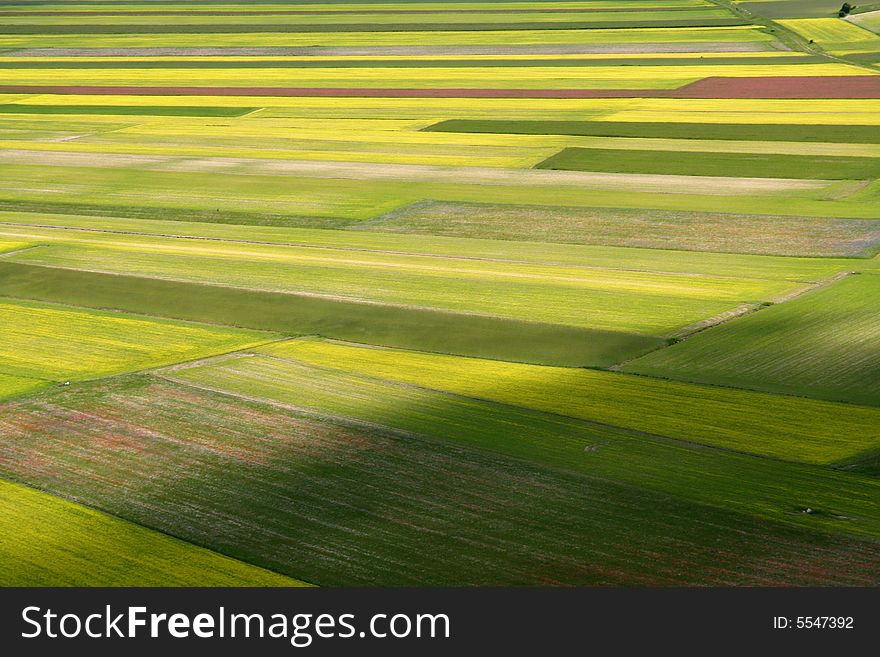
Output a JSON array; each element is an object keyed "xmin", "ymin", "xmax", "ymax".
[
  {"xmin": 0, "ymin": 480, "xmax": 307, "ymax": 587},
  {"xmin": 623, "ymin": 272, "xmax": 880, "ymax": 407},
  {"xmin": 0, "ymin": 0, "xmax": 879, "ymax": 587},
  {"xmin": 0, "ymin": 297, "xmax": 272, "ymax": 382}
]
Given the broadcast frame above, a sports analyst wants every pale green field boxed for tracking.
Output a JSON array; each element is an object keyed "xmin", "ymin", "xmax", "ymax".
[
  {"xmin": 623, "ymin": 273, "xmax": 880, "ymax": 407},
  {"xmin": 849, "ymin": 11, "xmax": 880, "ymax": 35},
  {"xmin": 2, "ymin": 237, "xmax": 805, "ymax": 335},
  {"xmin": 249, "ymin": 338, "xmax": 880, "ymax": 464},
  {"xmin": 0, "ymin": 210, "xmax": 861, "ymax": 280},
  {"xmin": 0, "ymin": 372, "xmax": 47, "ymax": 400},
  {"xmin": 0, "ymin": 479, "xmax": 307, "ymax": 587},
  {"xmin": 0, "ymin": 297, "xmax": 271, "ymax": 382},
  {"xmin": 0, "ymin": 161, "xmax": 872, "ymax": 227}
]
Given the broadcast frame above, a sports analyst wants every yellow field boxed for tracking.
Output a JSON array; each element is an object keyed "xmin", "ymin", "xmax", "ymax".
[
  {"xmin": 779, "ymin": 18, "xmax": 880, "ymax": 48},
  {"xmin": 0, "ymin": 63, "xmax": 866, "ymax": 89},
  {"xmin": 0, "ymin": 298, "xmax": 272, "ymax": 382}
]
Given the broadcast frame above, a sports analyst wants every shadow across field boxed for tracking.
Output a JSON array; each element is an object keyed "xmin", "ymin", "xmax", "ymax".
[{"xmin": 0, "ymin": 261, "xmax": 661, "ymax": 367}]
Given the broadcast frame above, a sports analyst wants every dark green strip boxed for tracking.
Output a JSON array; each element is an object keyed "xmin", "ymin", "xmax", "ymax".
[
  {"xmin": 0, "ymin": 261, "xmax": 663, "ymax": 367},
  {"xmin": 0, "ymin": 104, "xmax": 256, "ymax": 117},
  {"xmin": 0, "ymin": 19, "xmax": 749, "ymax": 34},
  {"xmin": 425, "ymin": 119, "xmax": 880, "ymax": 144},
  {"xmin": 535, "ymin": 147, "xmax": 880, "ymax": 180}
]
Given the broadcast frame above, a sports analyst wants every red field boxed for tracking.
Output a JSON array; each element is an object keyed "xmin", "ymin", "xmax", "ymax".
[
  {"xmin": 675, "ymin": 75, "xmax": 880, "ymax": 98},
  {"xmin": 3, "ymin": 76, "xmax": 878, "ymax": 98}
]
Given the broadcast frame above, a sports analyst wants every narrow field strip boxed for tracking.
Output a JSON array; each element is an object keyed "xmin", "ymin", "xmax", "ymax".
[
  {"xmin": 0, "ymin": 479, "xmax": 307, "ymax": 587},
  {"xmin": 0, "ymin": 55, "xmax": 823, "ymax": 68},
  {"xmin": 535, "ymin": 146, "xmax": 880, "ymax": 179},
  {"xmin": 0, "ymin": 210, "xmax": 859, "ymax": 280},
  {"xmin": 624, "ymin": 273, "xmax": 880, "ymax": 407},
  {"xmin": 0, "ymin": 295, "xmax": 272, "ymax": 382},
  {"xmin": 0, "ymin": 261, "xmax": 659, "ymax": 367},
  {"xmin": 0, "ymin": 103, "xmax": 256, "ymax": 116},
  {"xmin": 0, "ymin": 149, "xmax": 836, "ymax": 197},
  {"xmin": 253, "ymin": 337, "xmax": 880, "ymax": 464},
  {"xmin": 0, "ymin": 231, "xmax": 808, "ymax": 336},
  {"xmin": 674, "ymin": 75, "xmax": 880, "ymax": 98},
  {"xmin": 424, "ymin": 119, "xmax": 880, "ymax": 143}
]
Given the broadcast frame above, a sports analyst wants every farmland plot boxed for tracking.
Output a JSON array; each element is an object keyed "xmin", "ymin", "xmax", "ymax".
[
  {"xmin": 166, "ymin": 352, "xmax": 880, "ymax": 537},
  {"xmin": 251, "ymin": 337, "xmax": 880, "ymax": 464},
  {"xmin": 0, "ymin": 480, "xmax": 306, "ymax": 587},
  {"xmin": 0, "ymin": 239, "xmax": 807, "ymax": 336},
  {"xmin": 2, "ymin": 0, "xmax": 880, "ymax": 589},
  {"xmin": 0, "ymin": 297, "xmax": 271, "ymax": 382},
  {"xmin": 623, "ymin": 273, "xmax": 880, "ymax": 407},
  {"xmin": 2, "ymin": 377, "xmax": 879, "ymax": 586}
]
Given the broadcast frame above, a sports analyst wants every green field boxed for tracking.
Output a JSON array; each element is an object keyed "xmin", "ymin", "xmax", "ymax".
[
  {"xmin": 536, "ymin": 147, "xmax": 880, "ymax": 179},
  {"xmin": 368, "ymin": 200, "xmax": 880, "ymax": 256},
  {"xmin": 2, "ymin": 0, "xmax": 880, "ymax": 587},
  {"xmin": 0, "ymin": 479, "xmax": 307, "ymax": 587},
  {"xmin": 3, "ymin": 376, "xmax": 879, "ymax": 586},
  {"xmin": 248, "ymin": 338, "xmax": 880, "ymax": 464},
  {"xmin": 425, "ymin": 119, "xmax": 880, "ymax": 143},
  {"xmin": 0, "ymin": 238, "xmax": 806, "ymax": 336},
  {"xmin": 0, "ymin": 261, "xmax": 653, "ymax": 366},
  {"xmin": 0, "ymin": 296, "xmax": 271, "ymax": 382},
  {"xmin": 623, "ymin": 273, "xmax": 880, "ymax": 407},
  {"xmin": 164, "ymin": 352, "xmax": 880, "ymax": 534}
]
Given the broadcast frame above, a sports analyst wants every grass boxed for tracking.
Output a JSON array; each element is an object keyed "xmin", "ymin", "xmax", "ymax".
[
  {"xmin": 3, "ymin": 0, "xmax": 880, "ymax": 588},
  {"xmin": 0, "ymin": 209, "xmax": 861, "ymax": 278},
  {"xmin": 0, "ymin": 295, "xmax": 271, "ymax": 382},
  {"xmin": 536, "ymin": 147, "xmax": 880, "ymax": 179},
  {"xmin": 0, "ymin": 479, "xmax": 307, "ymax": 586},
  {"xmin": 2, "ymin": 375, "xmax": 879, "ymax": 586},
  {"xmin": 0, "ymin": 372, "xmax": 47, "ymax": 400},
  {"xmin": 0, "ymin": 261, "xmax": 656, "ymax": 367},
  {"xmin": 424, "ymin": 119, "xmax": 880, "ymax": 143},
  {"xmin": 623, "ymin": 273, "xmax": 880, "ymax": 406},
  {"xmin": 0, "ymin": 235, "xmax": 807, "ymax": 336},
  {"xmin": 254, "ymin": 337, "xmax": 880, "ymax": 464},
  {"xmin": 0, "ymin": 239, "xmax": 29, "ymax": 254},
  {"xmin": 368, "ymin": 200, "xmax": 880, "ymax": 257},
  {"xmin": 167, "ymin": 351, "xmax": 880, "ymax": 536},
  {"xmin": 778, "ymin": 17, "xmax": 880, "ymax": 44}
]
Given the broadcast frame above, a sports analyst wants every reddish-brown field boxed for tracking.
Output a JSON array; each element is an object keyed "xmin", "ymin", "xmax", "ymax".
[
  {"xmin": 0, "ymin": 84, "xmax": 668, "ymax": 98},
  {"xmin": 675, "ymin": 75, "xmax": 880, "ymax": 98}
]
